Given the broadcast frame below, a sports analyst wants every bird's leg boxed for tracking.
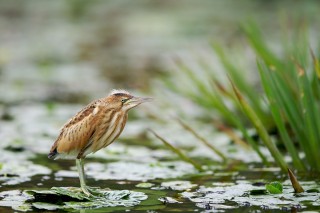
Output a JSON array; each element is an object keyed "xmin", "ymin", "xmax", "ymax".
[{"xmin": 76, "ymin": 158, "xmax": 92, "ymax": 196}]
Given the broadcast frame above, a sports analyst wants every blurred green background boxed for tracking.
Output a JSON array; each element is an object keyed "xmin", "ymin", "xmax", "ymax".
[{"xmin": 1, "ymin": 0, "xmax": 319, "ymax": 104}]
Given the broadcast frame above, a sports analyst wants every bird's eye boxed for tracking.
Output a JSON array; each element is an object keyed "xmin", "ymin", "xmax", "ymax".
[{"xmin": 121, "ymin": 98, "xmax": 128, "ymax": 103}]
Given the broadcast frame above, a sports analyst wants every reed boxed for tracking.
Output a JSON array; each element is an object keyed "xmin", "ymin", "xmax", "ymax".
[{"xmin": 165, "ymin": 22, "xmax": 320, "ymax": 172}]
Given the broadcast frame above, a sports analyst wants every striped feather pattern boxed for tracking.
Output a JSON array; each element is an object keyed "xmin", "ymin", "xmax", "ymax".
[{"xmin": 48, "ymin": 91, "xmax": 148, "ymax": 160}]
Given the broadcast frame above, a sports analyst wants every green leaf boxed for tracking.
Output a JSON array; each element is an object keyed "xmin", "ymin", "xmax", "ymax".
[
  {"xmin": 258, "ymin": 62, "xmax": 305, "ymax": 171},
  {"xmin": 230, "ymin": 79, "xmax": 288, "ymax": 172},
  {"xmin": 135, "ymin": 183, "xmax": 155, "ymax": 188},
  {"xmin": 26, "ymin": 187, "xmax": 148, "ymax": 210},
  {"xmin": 266, "ymin": 182, "xmax": 283, "ymax": 194}
]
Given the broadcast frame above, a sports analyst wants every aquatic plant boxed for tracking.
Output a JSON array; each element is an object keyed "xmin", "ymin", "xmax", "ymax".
[
  {"xmin": 165, "ymin": 22, "xmax": 320, "ymax": 172},
  {"xmin": 266, "ymin": 181, "xmax": 283, "ymax": 194}
]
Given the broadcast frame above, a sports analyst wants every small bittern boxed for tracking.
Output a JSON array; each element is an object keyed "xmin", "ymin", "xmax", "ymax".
[{"xmin": 48, "ymin": 90, "xmax": 151, "ymax": 196}]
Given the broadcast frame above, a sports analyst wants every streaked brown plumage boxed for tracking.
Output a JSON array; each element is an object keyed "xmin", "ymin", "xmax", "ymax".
[{"xmin": 48, "ymin": 89, "xmax": 151, "ymax": 196}]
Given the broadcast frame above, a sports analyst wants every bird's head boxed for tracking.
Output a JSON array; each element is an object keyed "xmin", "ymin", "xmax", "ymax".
[{"xmin": 107, "ymin": 89, "xmax": 152, "ymax": 111}]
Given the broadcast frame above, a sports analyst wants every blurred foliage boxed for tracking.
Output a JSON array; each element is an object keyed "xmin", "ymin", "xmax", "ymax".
[{"xmin": 165, "ymin": 22, "xmax": 320, "ymax": 172}]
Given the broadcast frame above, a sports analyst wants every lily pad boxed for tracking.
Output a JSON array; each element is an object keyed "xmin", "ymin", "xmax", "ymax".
[
  {"xmin": 161, "ymin": 181, "xmax": 197, "ymax": 191},
  {"xmin": 135, "ymin": 182, "xmax": 155, "ymax": 188},
  {"xmin": 0, "ymin": 161, "xmax": 51, "ymax": 185},
  {"xmin": 0, "ymin": 187, "xmax": 148, "ymax": 211},
  {"xmin": 266, "ymin": 181, "xmax": 283, "ymax": 194},
  {"xmin": 0, "ymin": 190, "xmax": 33, "ymax": 212},
  {"xmin": 25, "ymin": 187, "xmax": 148, "ymax": 210},
  {"xmin": 32, "ymin": 202, "xmax": 60, "ymax": 211},
  {"xmin": 56, "ymin": 161, "xmax": 197, "ymax": 181},
  {"xmin": 159, "ymin": 196, "xmax": 182, "ymax": 204},
  {"xmin": 182, "ymin": 180, "xmax": 320, "ymax": 210}
]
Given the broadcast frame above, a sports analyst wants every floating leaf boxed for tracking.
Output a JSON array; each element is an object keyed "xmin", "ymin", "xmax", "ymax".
[
  {"xmin": 26, "ymin": 187, "xmax": 148, "ymax": 210},
  {"xmin": 161, "ymin": 181, "xmax": 197, "ymax": 191},
  {"xmin": 51, "ymin": 187, "xmax": 91, "ymax": 200},
  {"xmin": 32, "ymin": 202, "xmax": 60, "ymax": 211},
  {"xmin": 159, "ymin": 197, "xmax": 182, "ymax": 204},
  {"xmin": 0, "ymin": 161, "xmax": 51, "ymax": 185},
  {"xmin": 250, "ymin": 189, "xmax": 268, "ymax": 195},
  {"xmin": 135, "ymin": 182, "xmax": 155, "ymax": 188},
  {"xmin": 78, "ymin": 161, "xmax": 196, "ymax": 181},
  {"xmin": 0, "ymin": 190, "xmax": 33, "ymax": 212},
  {"xmin": 266, "ymin": 182, "xmax": 283, "ymax": 194},
  {"xmin": 182, "ymin": 180, "xmax": 320, "ymax": 211}
]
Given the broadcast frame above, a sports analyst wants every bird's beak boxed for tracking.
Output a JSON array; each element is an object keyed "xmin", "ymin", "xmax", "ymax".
[{"xmin": 126, "ymin": 96, "xmax": 153, "ymax": 109}]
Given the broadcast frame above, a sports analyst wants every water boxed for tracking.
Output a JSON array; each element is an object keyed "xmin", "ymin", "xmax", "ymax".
[
  {"xmin": 0, "ymin": 97, "xmax": 319, "ymax": 212},
  {"xmin": 1, "ymin": 1, "xmax": 320, "ymax": 212},
  {"xmin": 1, "ymin": 149, "xmax": 319, "ymax": 212}
]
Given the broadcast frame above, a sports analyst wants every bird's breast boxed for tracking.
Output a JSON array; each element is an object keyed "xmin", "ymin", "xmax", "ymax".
[{"xmin": 89, "ymin": 111, "xmax": 128, "ymax": 154}]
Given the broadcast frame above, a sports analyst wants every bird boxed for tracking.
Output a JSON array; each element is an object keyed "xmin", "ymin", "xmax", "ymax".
[{"xmin": 48, "ymin": 89, "xmax": 152, "ymax": 196}]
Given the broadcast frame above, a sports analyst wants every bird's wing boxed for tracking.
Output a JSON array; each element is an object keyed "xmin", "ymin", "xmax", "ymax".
[{"xmin": 49, "ymin": 101, "xmax": 101, "ymax": 158}]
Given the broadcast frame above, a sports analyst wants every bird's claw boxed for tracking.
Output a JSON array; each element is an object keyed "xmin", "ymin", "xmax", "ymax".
[
  {"xmin": 81, "ymin": 186, "xmax": 93, "ymax": 197},
  {"xmin": 82, "ymin": 186, "xmax": 112, "ymax": 197}
]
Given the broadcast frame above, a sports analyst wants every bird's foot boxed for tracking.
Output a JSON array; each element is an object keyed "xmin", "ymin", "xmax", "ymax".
[
  {"xmin": 81, "ymin": 186, "xmax": 93, "ymax": 197},
  {"xmin": 82, "ymin": 186, "xmax": 112, "ymax": 197},
  {"xmin": 82, "ymin": 186, "xmax": 103, "ymax": 197}
]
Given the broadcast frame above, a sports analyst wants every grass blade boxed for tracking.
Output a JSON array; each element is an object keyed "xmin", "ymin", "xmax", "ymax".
[
  {"xmin": 311, "ymin": 48, "xmax": 320, "ymax": 79},
  {"xmin": 213, "ymin": 43, "xmax": 269, "ymax": 125},
  {"xmin": 295, "ymin": 63, "xmax": 320, "ymax": 170},
  {"xmin": 230, "ymin": 78, "xmax": 288, "ymax": 172},
  {"xmin": 242, "ymin": 22, "xmax": 282, "ymax": 68},
  {"xmin": 148, "ymin": 129, "xmax": 204, "ymax": 172},
  {"xmin": 261, "ymin": 65, "xmax": 314, "ymax": 166},
  {"xmin": 175, "ymin": 118, "xmax": 227, "ymax": 162},
  {"xmin": 258, "ymin": 62, "xmax": 305, "ymax": 171},
  {"xmin": 212, "ymin": 119, "xmax": 250, "ymax": 149}
]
